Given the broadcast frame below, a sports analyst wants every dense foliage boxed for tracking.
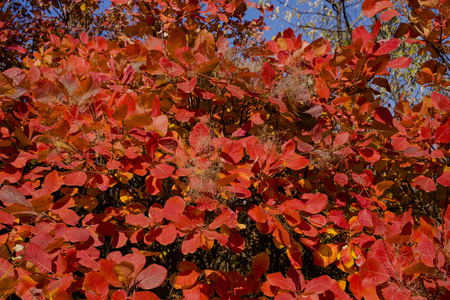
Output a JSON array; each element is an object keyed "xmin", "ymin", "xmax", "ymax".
[{"xmin": 0, "ymin": 0, "xmax": 450, "ymax": 299}]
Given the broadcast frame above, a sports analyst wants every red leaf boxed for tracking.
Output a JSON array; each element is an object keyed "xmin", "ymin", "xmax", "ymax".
[
  {"xmin": 253, "ymin": 252, "xmax": 270, "ymax": 278},
  {"xmin": 348, "ymin": 273, "xmax": 363, "ymax": 300},
  {"xmin": 297, "ymin": 140, "xmax": 314, "ymax": 152},
  {"xmin": 126, "ymin": 213, "xmax": 151, "ymax": 227},
  {"xmin": 248, "ymin": 205, "xmax": 268, "ymax": 223},
  {"xmin": 0, "ymin": 258, "xmax": 14, "ymax": 278},
  {"xmin": 203, "ymin": 230, "xmax": 228, "ymax": 246},
  {"xmin": 159, "ymin": 57, "xmax": 184, "ymax": 76},
  {"xmin": 387, "ymin": 57, "xmax": 412, "ymax": 69},
  {"xmin": 181, "ymin": 232, "xmax": 202, "ymax": 254},
  {"xmin": 221, "ymin": 140, "xmax": 244, "ymax": 164},
  {"xmin": 95, "ymin": 174, "xmax": 110, "ymax": 191},
  {"xmin": 304, "ymin": 275, "xmax": 332, "ymax": 294},
  {"xmin": 40, "ymin": 170, "xmax": 61, "ymax": 196},
  {"xmin": 133, "ymin": 291, "xmax": 160, "ymax": 300},
  {"xmin": 32, "ymin": 80, "xmax": 66, "ymax": 103},
  {"xmin": 352, "ymin": 170, "xmax": 373, "ymax": 187},
  {"xmin": 358, "ymin": 148, "xmax": 381, "ymax": 163},
  {"xmin": 333, "ymin": 132, "xmax": 349, "ymax": 148},
  {"xmin": 417, "ymin": 236, "xmax": 436, "ymax": 267},
  {"xmin": 24, "ymin": 243, "xmax": 52, "ymax": 274},
  {"xmin": 303, "ymin": 193, "xmax": 328, "ymax": 214},
  {"xmin": 111, "ymin": 290, "xmax": 127, "ymax": 300},
  {"xmin": 432, "ymin": 92, "xmax": 450, "ymax": 113},
  {"xmin": 146, "ymin": 176, "xmax": 162, "ymax": 195},
  {"xmin": 64, "ymin": 171, "xmax": 87, "ymax": 186},
  {"xmin": 0, "ymin": 185, "xmax": 30, "ymax": 207},
  {"xmin": 135, "ymin": 264, "xmax": 167, "ymax": 290},
  {"xmin": 414, "ymin": 175, "xmax": 436, "ymax": 192},
  {"xmin": 262, "ymin": 62, "xmax": 276, "ymax": 87},
  {"xmin": 362, "ymin": 0, "xmax": 394, "ymax": 17},
  {"xmin": 266, "ymin": 272, "xmax": 296, "ymax": 292},
  {"xmin": 163, "ymin": 196, "xmax": 185, "ymax": 220},
  {"xmin": 358, "ymin": 209, "xmax": 373, "ymax": 227},
  {"xmin": 360, "ymin": 258, "xmax": 390, "ymax": 285},
  {"xmin": 83, "ymin": 271, "xmax": 109, "ymax": 300},
  {"xmin": 156, "ymin": 223, "xmax": 177, "ymax": 245},
  {"xmin": 285, "ymin": 155, "xmax": 309, "ymax": 170},
  {"xmin": 436, "ymin": 122, "xmax": 450, "ymax": 143},
  {"xmin": 146, "ymin": 131, "xmax": 159, "ymax": 157},
  {"xmin": 177, "ymin": 78, "xmax": 197, "ymax": 93},
  {"xmin": 226, "ymin": 84, "xmax": 244, "ymax": 99},
  {"xmin": 374, "ymin": 107, "xmax": 392, "ymax": 124},
  {"xmin": 382, "ymin": 283, "xmax": 411, "ymax": 300},
  {"xmin": 380, "ymin": 9, "xmax": 400, "ymax": 21},
  {"xmin": 268, "ymin": 96, "xmax": 287, "ymax": 113},
  {"xmin": 282, "ymin": 140, "xmax": 296, "ymax": 160},
  {"xmin": 190, "ymin": 122, "xmax": 211, "ymax": 153},
  {"xmin": 209, "ymin": 209, "xmax": 237, "ymax": 229},
  {"xmin": 175, "ymin": 269, "xmax": 200, "ymax": 289},
  {"xmin": 66, "ymin": 227, "xmax": 90, "ymax": 243},
  {"xmin": 437, "ymin": 172, "xmax": 450, "ymax": 187},
  {"xmin": 150, "ymin": 164, "xmax": 175, "ymax": 178},
  {"xmin": 333, "ymin": 173, "xmax": 348, "ymax": 186},
  {"xmin": 100, "ymin": 260, "xmax": 122, "ymax": 288},
  {"xmin": 314, "ymin": 77, "xmax": 329, "ymax": 99},
  {"xmin": 0, "ymin": 210, "xmax": 15, "ymax": 226},
  {"xmin": 216, "ymin": 35, "xmax": 229, "ymax": 55},
  {"xmin": 391, "ymin": 136, "xmax": 409, "ymax": 151},
  {"xmin": 222, "ymin": 186, "xmax": 251, "ymax": 198}
]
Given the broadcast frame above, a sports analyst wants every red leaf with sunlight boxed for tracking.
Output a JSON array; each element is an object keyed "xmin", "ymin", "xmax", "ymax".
[
  {"xmin": 373, "ymin": 39, "xmax": 401, "ymax": 55},
  {"xmin": 163, "ymin": 196, "xmax": 185, "ymax": 220},
  {"xmin": 64, "ymin": 171, "xmax": 88, "ymax": 186},
  {"xmin": 382, "ymin": 283, "xmax": 411, "ymax": 300},
  {"xmin": 285, "ymin": 155, "xmax": 309, "ymax": 170},
  {"xmin": 24, "ymin": 243, "xmax": 52, "ymax": 274},
  {"xmin": 221, "ymin": 140, "xmax": 244, "ymax": 164},
  {"xmin": 135, "ymin": 264, "xmax": 168, "ymax": 290},
  {"xmin": 361, "ymin": 0, "xmax": 394, "ymax": 17},
  {"xmin": 360, "ymin": 258, "xmax": 390, "ymax": 285},
  {"xmin": 262, "ymin": 62, "xmax": 276, "ymax": 87},
  {"xmin": 414, "ymin": 175, "xmax": 436, "ymax": 192},
  {"xmin": 159, "ymin": 57, "xmax": 184, "ymax": 76},
  {"xmin": 436, "ymin": 122, "xmax": 450, "ymax": 143},
  {"xmin": 100, "ymin": 260, "xmax": 122, "ymax": 288},
  {"xmin": 304, "ymin": 275, "xmax": 332, "ymax": 294},
  {"xmin": 133, "ymin": 291, "xmax": 160, "ymax": 300},
  {"xmin": 437, "ymin": 172, "xmax": 450, "ymax": 187},
  {"xmin": 303, "ymin": 193, "xmax": 328, "ymax": 214},
  {"xmin": 150, "ymin": 163, "xmax": 175, "ymax": 178},
  {"xmin": 177, "ymin": 78, "xmax": 197, "ymax": 94},
  {"xmin": 190, "ymin": 122, "xmax": 211, "ymax": 154},
  {"xmin": 83, "ymin": 272, "xmax": 109, "ymax": 300},
  {"xmin": 387, "ymin": 57, "xmax": 412, "ymax": 69},
  {"xmin": 266, "ymin": 272, "xmax": 296, "ymax": 292},
  {"xmin": 432, "ymin": 92, "xmax": 450, "ymax": 113}
]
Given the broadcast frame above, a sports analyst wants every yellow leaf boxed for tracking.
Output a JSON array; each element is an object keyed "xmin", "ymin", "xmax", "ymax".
[
  {"xmin": 120, "ymin": 190, "xmax": 133, "ymax": 203},
  {"xmin": 338, "ymin": 280, "xmax": 346, "ymax": 291}
]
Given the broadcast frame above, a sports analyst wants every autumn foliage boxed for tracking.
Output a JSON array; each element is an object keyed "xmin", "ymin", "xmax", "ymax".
[{"xmin": 0, "ymin": 0, "xmax": 450, "ymax": 299}]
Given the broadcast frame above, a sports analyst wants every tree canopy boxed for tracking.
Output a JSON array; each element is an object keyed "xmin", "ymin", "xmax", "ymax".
[{"xmin": 0, "ymin": 0, "xmax": 450, "ymax": 299}]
